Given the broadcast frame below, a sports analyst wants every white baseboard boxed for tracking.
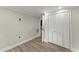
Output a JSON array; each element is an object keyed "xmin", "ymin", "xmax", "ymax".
[
  {"xmin": 71, "ymin": 48, "xmax": 79, "ymax": 52},
  {"xmin": 0, "ymin": 35, "xmax": 40, "ymax": 52}
]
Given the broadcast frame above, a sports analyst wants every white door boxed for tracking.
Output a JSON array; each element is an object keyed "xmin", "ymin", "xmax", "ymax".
[
  {"xmin": 48, "ymin": 11, "xmax": 70, "ymax": 49},
  {"xmin": 49, "ymin": 15, "xmax": 58, "ymax": 44},
  {"xmin": 62, "ymin": 13, "xmax": 70, "ymax": 48},
  {"xmin": 56, "ymin": 13, "xmax": 63, "ymax": 46},
  {"xmin": 48, "ymin": 15, "xmax": 53, "ymax": 42}
]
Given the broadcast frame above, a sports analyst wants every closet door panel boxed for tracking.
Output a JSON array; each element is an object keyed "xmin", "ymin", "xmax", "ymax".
[
  {"xmin": 52, "ymin": 15, "xmax": 58, "ymax": 44},
  {"xmin": 55, "ymin": 14, "xmax": 63, "ymax": 46},
  {"xmin": 48, "ymin": 15, "xmax": 54, "ymax": 42},
  {"xmin": 62, "ymin": 13, "xmax": 70, "ymax": 48},
  {"xmin": 48, "ymin": 15, "xmax": 58, "ymax": 44}
]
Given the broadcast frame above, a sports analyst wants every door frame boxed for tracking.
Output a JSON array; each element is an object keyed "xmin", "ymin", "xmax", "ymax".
[{"xmin": 69, "ymin": 10, "xmax": 72, "ymax": 50}]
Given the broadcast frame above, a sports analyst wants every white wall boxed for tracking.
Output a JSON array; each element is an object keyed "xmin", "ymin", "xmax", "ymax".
[
  {"xmin": 71, "ymin": 8, "xmax": 79, "ymax": 51},
  {"xmin": 0, "ymin": 8, "xmax": 40, "ymax": 51}
]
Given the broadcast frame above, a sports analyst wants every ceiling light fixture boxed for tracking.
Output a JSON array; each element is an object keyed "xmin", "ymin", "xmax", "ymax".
[
  {"xmin": 56, "ymin": 10, "xmax": 67, "ymax": 13},
  {"xmin": 58, "ymin": 6, "xmax": 62, "ymax": 9}
]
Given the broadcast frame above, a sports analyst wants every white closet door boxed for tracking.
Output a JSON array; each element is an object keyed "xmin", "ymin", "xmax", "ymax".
[
  {"xmin": 62, "ymin": 13, "xmax": 70, "ymax": 48},
  {"xmin": 48, "ymin": 12, "xmax": 70, "ymax": 49},
  {"xmin": 56, "ymin": 14, "xmax": 63, "ymax": 46},
  {"xmin": 53, "ymin": 15, "xmax": 58, "ymax": 44},
  {"xmin": 49, "ymin": 15, "xmax": 58, "ymax": 44},
  {"xmin": 48, "ymin": 15, "xmax": 53, "ymax": 42}
]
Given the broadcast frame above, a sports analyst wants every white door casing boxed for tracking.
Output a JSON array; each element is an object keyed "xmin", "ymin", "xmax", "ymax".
[{"xmin": 42, "ymin": 15, "xmax": 45, "ymax": 42}]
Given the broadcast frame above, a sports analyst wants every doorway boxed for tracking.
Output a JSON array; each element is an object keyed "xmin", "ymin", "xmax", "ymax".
[{"xmin": 40, "ymin": 20, "xmax": 42, "ymax": 38}]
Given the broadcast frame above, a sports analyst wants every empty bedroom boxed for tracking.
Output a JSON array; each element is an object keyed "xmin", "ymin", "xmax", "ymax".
[{"xmin": 0, "ymin": 6, "xmax": 79, "ymax": 52}]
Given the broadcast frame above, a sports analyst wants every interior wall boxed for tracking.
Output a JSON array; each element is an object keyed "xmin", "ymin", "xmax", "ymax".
[
  {"xmin": 0, "ymin": 8, "xmax": 40, "ymax": 51},
  {"xmin": 71, "ymin": 8, "xmax": 79, "ymax": 51}
]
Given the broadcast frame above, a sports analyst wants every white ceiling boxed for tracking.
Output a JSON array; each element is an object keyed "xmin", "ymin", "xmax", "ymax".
[{"xmin": 3, "ymin": 6, "xmax": 78, "ymax": 18}]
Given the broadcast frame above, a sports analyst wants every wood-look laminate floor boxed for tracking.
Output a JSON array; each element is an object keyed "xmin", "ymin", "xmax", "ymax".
[{"xmin": 7, "ymin": 37, "xmax": 71, "ymax": 52}]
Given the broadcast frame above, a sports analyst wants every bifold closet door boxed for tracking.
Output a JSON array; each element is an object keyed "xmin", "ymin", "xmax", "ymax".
[
  {"xmin": 48, "ymin": 12, "xmax": 70, "ymax": 49},
  {"xmin": 49, "ymin": 14, "xmax": 63, "ymax": 46},
  {"xmin": 49, "ymin": 15, "xmax": 58, "ymax": 44},
  {"xmin": 55, "ymin": 14, "xmax": 63, "ymax": 46},
  {"xmin": 57, "ymin": 12, "xmax": 70, "ymax": 48},
  {"xmin": 62, "ymin": 13, "xmax": 70, "ymax": 48}
]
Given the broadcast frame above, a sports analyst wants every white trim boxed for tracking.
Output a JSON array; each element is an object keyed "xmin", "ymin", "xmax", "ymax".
[
  {"xmin": 71, "ymin": 48, "xmax": 79, "ymax": 52},
  {"xmin": 69, "ymin": 10, "xmax": 73, "ymax": 50},
  {"xmin": 0, "ymin": 35, "xmax": 40, "ymax": 52}
]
